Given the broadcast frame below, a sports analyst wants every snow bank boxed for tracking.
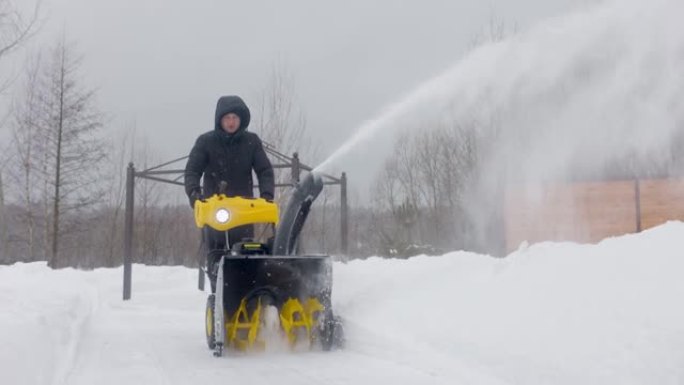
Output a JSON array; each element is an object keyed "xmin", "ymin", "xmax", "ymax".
[
  {"xmin": 1, "ymin": 222, "xmax": 683, "ymax": 384},
  {"xmin": 335, "ymin": 221, "xmax": 684, "ymax": 384}
]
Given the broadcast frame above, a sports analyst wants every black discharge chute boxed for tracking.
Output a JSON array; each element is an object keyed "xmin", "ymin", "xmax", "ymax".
[{"xmin": 273, "ymin": 172, "xmax": 324, "ymax": 256}]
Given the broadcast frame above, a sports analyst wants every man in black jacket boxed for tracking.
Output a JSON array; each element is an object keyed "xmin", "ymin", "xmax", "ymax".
[{"xmin": 185, "ymin": 95, "xmax": 275, "ymax": 291}]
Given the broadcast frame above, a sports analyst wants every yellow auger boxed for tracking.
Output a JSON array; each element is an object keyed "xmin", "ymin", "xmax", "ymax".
[
  {"xmin": 220, "ymin": 296, "xmax": 326, "ymax": 351},
  {"xmin": 227, "ymin": 297, "xmax": 263, "ymax": 351},
  {"xmin": 279, "ymin": 297, "xmax": 325, "ymax": 346}
]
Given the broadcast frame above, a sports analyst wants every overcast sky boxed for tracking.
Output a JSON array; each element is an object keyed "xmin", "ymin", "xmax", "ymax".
[{"xmin": 1, "ymin": 0, "xmax": 590, "ymax": 198}]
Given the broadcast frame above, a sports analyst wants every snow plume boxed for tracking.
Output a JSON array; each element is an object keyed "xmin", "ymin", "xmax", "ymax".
[
  {"xmin": 314, "ymin": 0, "xmax": 684, "ymax": 248},
  {"xmin": 317, "ymin": 0, "xmax": 684, "ymax": 179}
]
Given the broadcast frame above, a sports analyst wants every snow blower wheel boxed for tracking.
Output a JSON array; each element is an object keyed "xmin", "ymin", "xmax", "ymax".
[{"xmin": 205, "ymin": 294, "xmax": 216, "ymax": 350}]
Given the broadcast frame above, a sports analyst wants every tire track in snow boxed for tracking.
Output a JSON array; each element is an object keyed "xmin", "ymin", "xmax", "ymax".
[{"xmin": 51, "ymin": 286, "xmax": 99, "ymax": 385}]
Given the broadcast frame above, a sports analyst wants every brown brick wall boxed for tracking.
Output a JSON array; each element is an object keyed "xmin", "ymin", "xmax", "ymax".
[
  {"xmin": 640, "ymin": 179, "xmax": 684, "ymax": 230},
  {"xmin": 504, "ymin": 178, "xmax": 684, "ymax": 252}
]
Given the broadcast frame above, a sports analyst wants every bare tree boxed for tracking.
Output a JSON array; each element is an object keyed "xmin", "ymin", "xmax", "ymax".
[
  {"xmin": 6, "ymin": 53, "xmax": 42, "ymax": 259},
  {"xmin": 37, "ymin": 37, "xmax": 105, "ymax": 267},
  {"xmin": 134, "ymin": 139, "xmax": 164, "ymax": 263},
  {"xmin": 414, "ymin": 129, "xmax": 444, "ymax": 238},
  {"xmin": 99, "ymin": 128, "xmax": 133, "ymax": 266},
  {"xmin": 467, "ymin": 11, "xmax": 516, "ymax": 50},
  {"xmin": 254, "ymin": 61, "xmax": 309, "ymax": 162},
  {"xmin": 361, "ymin": 12, "xmax": 522, "ymax": 257},
  {"xmin": 0, "ymin": 0, "xmax": 40, "ymax": 57},
  {"xmin": 0, "ymin": 0, "xmax": 41, "ymax": 93},
  {"xmin": 251, "ymin": 60, "xmax": 315, "ymax": 244},
  {"xmin": 366, "ymin": 120, "xmax": 485, "ymax": 255},
  {"xmin": 253, "ymin": 61, "xmax": 312, "ymax": 201}
]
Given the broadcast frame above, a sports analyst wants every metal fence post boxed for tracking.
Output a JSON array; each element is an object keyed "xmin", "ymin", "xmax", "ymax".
[
  {"xmin": 291, "ymin": 152, "xmax": 301, "ymax": 185},
  {"xmin": 340, "ymin": 172, "xmax": 348, "ymax": 256},
  {"xmin": 635, "ymin": 178, "xmax": 642, "ymax": 233},
  {"xmin": 198, "ymin": 229, "xmax": 205, "ymax": 291},
  {"xmin": 123, "ymin": 162, "xmax": 135, "ymax": 300},
  {"xmin": 0, "ymin": 171, "xmax": 7, "ymax": 259},
  {"xmin": 198, "ymin": 264, "xmax": 205, "ymax": 291}
]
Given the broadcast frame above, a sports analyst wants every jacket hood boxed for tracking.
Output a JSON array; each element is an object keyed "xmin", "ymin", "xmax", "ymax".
[{"xmin": 215, "ymin": 95, "xmax": 251, "ymax": 133}]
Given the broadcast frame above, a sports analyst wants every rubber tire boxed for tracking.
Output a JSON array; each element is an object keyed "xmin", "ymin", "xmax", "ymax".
[{"xmin": 206, "ymin": 294, "xmax": 216, "ymax": 349}]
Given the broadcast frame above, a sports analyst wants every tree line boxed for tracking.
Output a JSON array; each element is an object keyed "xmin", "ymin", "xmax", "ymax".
[
  {"xmin": 0, "ymin": 5, "xmax": 333, "ymax": 267},
  {"xmin": 0, "ymin": 3, "xmax": 516, "ymax": 266},
  {"xmin": 5, "ymin": 6, "xmax": 610, "ymax": 266}
]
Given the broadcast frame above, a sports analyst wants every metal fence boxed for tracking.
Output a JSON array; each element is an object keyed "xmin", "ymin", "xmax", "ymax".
[{"xmin": 123, "ymin": 144, "xmax": 348, "ymax": 300}]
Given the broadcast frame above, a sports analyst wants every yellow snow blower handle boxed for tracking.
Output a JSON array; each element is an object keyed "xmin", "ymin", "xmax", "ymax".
[{"xmin": 194, "ymin": 194, "xmax": 279, "ymax": 232}]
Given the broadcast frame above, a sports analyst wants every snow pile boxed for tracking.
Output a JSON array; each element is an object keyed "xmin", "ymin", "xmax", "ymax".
[
  {"xmin": 1, "ymin": 222, "xmax": 684, "ymax": 384},
  {"xmin": 335, "ymin": 222, "xmax": 684, "ymax": 384}
]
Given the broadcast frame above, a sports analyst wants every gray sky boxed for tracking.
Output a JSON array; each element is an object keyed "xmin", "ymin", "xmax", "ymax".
[{"xmin": 1, "ymin": 0, "xmax": 588, "ymax": 198}]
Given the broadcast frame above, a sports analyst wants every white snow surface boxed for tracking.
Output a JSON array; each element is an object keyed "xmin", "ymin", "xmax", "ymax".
[{"xmin": 2, "ymin": 222, "xmax": 684, "ymax": 385}]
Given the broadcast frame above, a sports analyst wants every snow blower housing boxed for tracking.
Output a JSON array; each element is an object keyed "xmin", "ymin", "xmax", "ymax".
[{"xmin": 194, "ymin": 173, "xmax": 343, "ymax": 357}]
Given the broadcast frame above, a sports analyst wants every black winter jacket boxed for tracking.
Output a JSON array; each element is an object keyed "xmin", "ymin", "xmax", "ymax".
[{"xmin": 184, "ymin": 96, "xmax": 275, "ymax": 206}]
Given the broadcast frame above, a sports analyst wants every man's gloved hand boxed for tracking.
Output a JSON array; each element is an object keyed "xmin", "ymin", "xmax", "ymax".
[
  {"xmin": 190, "ymin": 190, "xmax": 205, "ymax": 208},
  {"xmin": 260, "ymin": 192, "xmax": 274, "ymax": 202}
]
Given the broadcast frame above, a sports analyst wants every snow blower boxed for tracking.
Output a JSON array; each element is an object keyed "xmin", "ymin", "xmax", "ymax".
[{"xmin": 195, "ymin": 172, "xmax": 344, "ymax": 357}]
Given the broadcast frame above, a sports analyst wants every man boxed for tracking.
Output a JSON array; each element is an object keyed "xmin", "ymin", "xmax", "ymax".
[{"xmin": 184, "ymin": 95, "xmax": 275, "ymax": 291}]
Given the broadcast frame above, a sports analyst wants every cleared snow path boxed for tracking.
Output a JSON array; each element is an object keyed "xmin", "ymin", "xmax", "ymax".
[{"xmin": 2, "ymin": 222, "xmax": 684, "ymax": 384}]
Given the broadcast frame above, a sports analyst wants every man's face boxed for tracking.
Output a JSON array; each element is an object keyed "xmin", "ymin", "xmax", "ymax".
[{"xmin": 221, "ymin": 113, "xmax": 241, "ymax": 134}]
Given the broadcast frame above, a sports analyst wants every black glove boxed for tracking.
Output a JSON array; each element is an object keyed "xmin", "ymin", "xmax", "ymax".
[{"xmin": 189, "ymin": 190, "xmax": 205, "ymax": 208}]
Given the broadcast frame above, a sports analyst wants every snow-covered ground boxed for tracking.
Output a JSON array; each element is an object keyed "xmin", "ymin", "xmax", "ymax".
[{"xmin": 2, "ymin": 222, "xmax": 684, "ymax": 385}]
